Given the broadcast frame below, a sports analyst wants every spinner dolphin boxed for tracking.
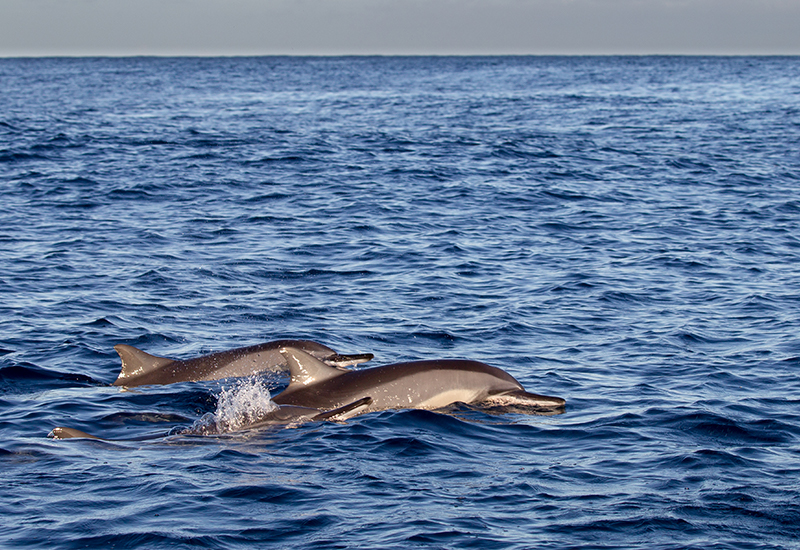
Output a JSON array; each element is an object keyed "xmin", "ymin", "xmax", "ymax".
[
  {"xmin": 272, "ymin": 347, "xmax": 565, "ymax": 417},
  {"xmin": 49, "ymin": 397, "xmax": 374, "ymax": 440},
  {"xmin": 112, "ymin": 339, "xmax": 373, "ymax": 386}
]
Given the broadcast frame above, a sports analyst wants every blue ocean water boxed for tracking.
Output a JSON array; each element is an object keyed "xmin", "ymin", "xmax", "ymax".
[{"xmin": 1, "ymin": 55, "xmax": 800, "ymax": 549}]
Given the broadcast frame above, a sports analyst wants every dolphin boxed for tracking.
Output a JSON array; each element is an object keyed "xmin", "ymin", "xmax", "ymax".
[
  {"xmin": 49, "ymin": 397, "xmax": 374, "ymax": 440},
  {"xmin": 240, "ymin": 397, "xmax": 373, "ymax": 430},
  {"xmin": 112, "ymin": 340, "xmax": 374, "ymax": 387},
  {"xmin": 272, "ymin": 347, "xmax": 565, "ymax": 417}
]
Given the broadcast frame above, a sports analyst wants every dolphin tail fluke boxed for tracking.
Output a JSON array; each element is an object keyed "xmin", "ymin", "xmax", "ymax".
[
  {"xmin": 313, "ymin": 397, "xmax": 373, "ymax": 421},
  {"xmin": 324, "ymin": 353, "xmax": 374, "ymax": 368},
  {"xmin": 113, "ymin": 344, "xmax": 174, "ymax": 386}
]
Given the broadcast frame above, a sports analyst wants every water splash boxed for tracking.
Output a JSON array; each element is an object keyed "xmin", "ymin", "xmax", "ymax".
[{"xmin": 187, "ymin": 378, "xmax": 278, "ymax": 435}]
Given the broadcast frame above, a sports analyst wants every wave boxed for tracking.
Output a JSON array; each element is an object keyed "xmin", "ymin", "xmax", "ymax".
[{"xmin": 0, "ymin": 363, "xmax": 102, "ymax": 394}]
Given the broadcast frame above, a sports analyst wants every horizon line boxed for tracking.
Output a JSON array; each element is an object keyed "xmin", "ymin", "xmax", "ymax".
[{"xmin": 3, "ymin": 52, "xmax": 799, "ymax": 59}]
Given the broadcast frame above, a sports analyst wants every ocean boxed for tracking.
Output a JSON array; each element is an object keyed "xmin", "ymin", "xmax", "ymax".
[{"xmin": 1, "ymin": 56, "xmax": 799, "ymax": 549}]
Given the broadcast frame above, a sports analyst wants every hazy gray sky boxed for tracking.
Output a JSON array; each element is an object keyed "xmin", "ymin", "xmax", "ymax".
[{"xmin": 1, "ymin": 0, "xmax": 798, "ymax": 56}]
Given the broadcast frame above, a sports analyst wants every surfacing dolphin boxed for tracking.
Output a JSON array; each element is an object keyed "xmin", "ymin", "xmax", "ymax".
[
  {"xmin": 272, "ymin": 347, "xmax": 565, "ymax": 417},
  {"xmin": 112, "ymin": 340, "xmax": 373, "ymax": 387},
  {"xmin": 52, "ymin": 344, "xmax": 563, "ymax": 441},
  {"xmin": 49, "ymin": 397, "xmax": 374, "ymax": 441}
]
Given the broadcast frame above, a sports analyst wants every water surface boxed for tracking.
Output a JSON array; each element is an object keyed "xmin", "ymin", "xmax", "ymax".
[{"xmin": 1, "ymin": 56, "xmax": 799, "ymax": 549}]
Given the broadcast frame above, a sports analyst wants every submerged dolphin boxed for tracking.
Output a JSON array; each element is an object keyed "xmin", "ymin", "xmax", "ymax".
[
  {"xmin": 238, "ymin": 397, "xmax": 373, "ymax": 431},
  {"xmin": 112, "ymin": 340, "xmax": 373, "ymax": 387},
  {"xmin": 272, "ymin": 347, "xmax": 565, "ymax": 417},
  {"xmin": 49, "ymin": 397, "xmax": 374, "ymax": 440}
]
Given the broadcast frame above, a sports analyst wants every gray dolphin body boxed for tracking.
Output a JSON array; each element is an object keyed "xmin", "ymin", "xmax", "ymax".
[
  {"xmin": 112, "ymin": 340, "xmax": 374, "ymax": 387},
  {"xmin": 237, "ymin": 397, "xmax": 373, "ymax": 431},
  {"xmin": 273, "ymin": 347, "xmax": 565, "ymax": 417}
]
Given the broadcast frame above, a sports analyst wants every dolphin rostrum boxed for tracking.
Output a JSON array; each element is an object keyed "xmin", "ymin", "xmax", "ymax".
[
  {"xmin": 112, "ymin": 340, "xmax": 374, "ymax": 387},
  {"xmin": 272, "ymin": 347, "xmax": 565, "ymax": 417}
]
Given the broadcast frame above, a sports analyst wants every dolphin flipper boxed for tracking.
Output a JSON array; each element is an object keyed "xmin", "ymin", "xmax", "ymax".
[{"xmin": 312, "ymin": 397, "xmax": 373, "ymax": 421}]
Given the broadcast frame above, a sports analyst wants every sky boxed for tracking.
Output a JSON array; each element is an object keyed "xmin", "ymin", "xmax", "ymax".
[{"xmin": 1, "ymin": 0, "xmax": 799, "ymax": 56}]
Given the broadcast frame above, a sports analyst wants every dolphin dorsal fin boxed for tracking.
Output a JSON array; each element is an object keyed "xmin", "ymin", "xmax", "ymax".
[
  {"xmin": 114, "ymin": 344, "xmax": 174, "ymax": 382},
  {"xmin": 281, "ymin": 347, "xmax": 344, "ymax": 387}
]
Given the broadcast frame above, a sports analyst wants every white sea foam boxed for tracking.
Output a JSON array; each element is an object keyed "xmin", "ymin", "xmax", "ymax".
[
  {"xmin": 215, "ymin": 377, "xmax": 277, "ymax": 432},
  {"xmin": 186, "ymin": 378, "xmax": 277, "ymax": 435}
]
